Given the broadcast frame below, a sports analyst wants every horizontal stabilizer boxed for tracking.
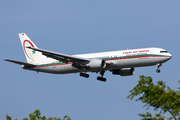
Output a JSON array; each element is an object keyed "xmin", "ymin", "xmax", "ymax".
[{"xmin": 4, "ymin": 59, "xmax": 36, "ymax": 67}]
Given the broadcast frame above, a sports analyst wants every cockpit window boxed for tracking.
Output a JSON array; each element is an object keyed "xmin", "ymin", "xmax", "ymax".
[{"xmin": 160, "ymin": 51, "xmax": 168, "ymax": 53}]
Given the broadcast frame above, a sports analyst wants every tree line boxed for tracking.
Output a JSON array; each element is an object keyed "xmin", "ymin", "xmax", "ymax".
[{"xmin": 6, "ymin": 75, "xmax": 180, "ymax": 120}]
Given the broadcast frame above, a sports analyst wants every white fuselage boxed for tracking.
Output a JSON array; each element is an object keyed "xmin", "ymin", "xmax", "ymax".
[{"xmin": 23, "ymin": 47, "xmax": 172, "ymax": 74}]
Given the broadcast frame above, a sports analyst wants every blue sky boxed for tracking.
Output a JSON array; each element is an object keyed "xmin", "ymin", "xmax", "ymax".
[{"xmin": 0, "ymin": 0, "xmax": 180, "ymax": 120}]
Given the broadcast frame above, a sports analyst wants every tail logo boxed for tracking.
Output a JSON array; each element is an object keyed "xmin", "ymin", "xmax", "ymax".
[{"xmin": 23, "ymin": 40, "xmax": 34, "ymax": 60}]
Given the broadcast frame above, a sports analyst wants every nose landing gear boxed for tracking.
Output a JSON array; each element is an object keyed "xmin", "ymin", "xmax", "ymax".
[
  {"xmin": 156, "ymin": 63, "xmax": 162, "ymax": 73},
  {"xmin": 156, "ymin": 69, "xmax": 161, "ymax": 73}
]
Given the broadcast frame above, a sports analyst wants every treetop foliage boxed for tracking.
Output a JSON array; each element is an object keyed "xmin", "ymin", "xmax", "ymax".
[
  {"xmin": 6, "ymin": 109, "xmax": 71, "ymax": 120},
  {"xmin": 127, "ymin": 75, "xmax": 180, "ymax": 120}
]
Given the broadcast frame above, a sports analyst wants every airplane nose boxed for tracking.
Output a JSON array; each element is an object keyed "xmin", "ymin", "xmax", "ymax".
[
  {"xmin": 167, "ymin": 53, "xmax": 172, "ymax": 60},
  {"xmin": 169, "ymin": 53, "xmax": 172, "ymax": 58},
  {"xmin": 159, "ymin": 52, "xmax": 172, "ymax": 63}
]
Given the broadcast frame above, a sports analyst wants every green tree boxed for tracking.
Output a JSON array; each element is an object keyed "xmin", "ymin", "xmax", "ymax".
[
  {"xmin": 127, "ymin": 75, "xmax": 180, "ymax": 120},
  {"xmin": 6, "ymin": 109, "xmax": 71, "ymax": 120}
]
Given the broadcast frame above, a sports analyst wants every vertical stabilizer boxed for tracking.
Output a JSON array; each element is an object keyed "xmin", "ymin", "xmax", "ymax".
[{"xmin": 19, "ymin": 33, "xmax": 46, "ymax": 64}]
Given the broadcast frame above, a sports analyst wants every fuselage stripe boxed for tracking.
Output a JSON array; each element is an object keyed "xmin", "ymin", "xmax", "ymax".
[{"xmin": 28, "ymin": 54, "xmax": 170, "ymax": 69}]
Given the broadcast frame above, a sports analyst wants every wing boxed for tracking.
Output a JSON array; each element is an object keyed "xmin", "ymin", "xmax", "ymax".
[
  {"xmin": 4, "ymin": 59, "xmax": 36, "ymax": 67},
  {"xmin": 26, "ymin": 47, "xmax": 90, "ymax": 63}
]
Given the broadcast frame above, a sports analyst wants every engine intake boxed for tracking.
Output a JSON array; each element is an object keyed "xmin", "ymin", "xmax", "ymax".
[{"xmin": 112, "ymin": 68, "xmax": 135, "ymax": 76}]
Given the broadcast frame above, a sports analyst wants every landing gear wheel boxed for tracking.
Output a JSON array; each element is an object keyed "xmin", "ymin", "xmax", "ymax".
[
  {"xmin": 85, "ymin": 74, "xmax": 89, "ymax": 78},
  {"xmin": 156, "ymin": 69, "xmax": 161, "ymax": 73},
  {"xmin": 156, "ymin": 63, "xmax": 162, "ymax": 73},
  {"xmin": 97, "ymin": 70, "xmax": 107, "ymax": 82},
  {"xmin": 80, "ymin": 73, "xmax": 84, "ymax": 76},
  {"xmin": 97, "ymin": 76, "xmax": 106, "ymax": 82},
  {"xmin": 102, "ymin": 78, "xmax": 106, "ymax": 82},
  {"xmin": 97, "ymin": 76, "xmax": 101, "ymax": 80},
  {"xmin": 80, "ymin": 72, "xmax": 89, "ymax": 78}
]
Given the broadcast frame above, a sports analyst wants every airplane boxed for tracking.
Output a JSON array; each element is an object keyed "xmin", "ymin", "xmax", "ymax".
[{"xmin": 4, "ymin": 33, "xmax": 172, "ymax": 82}]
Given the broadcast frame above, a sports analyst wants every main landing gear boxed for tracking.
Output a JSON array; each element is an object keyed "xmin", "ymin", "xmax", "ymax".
[
  {"xmin": 79, "ymin": 68, "xmax": 107, "ymax": 82},
  {"xmin": 80, "ymin": 72, "xmax": 89, "ymax": 78},
  {"xmin": 97, "ymin": 71, "xmax": 106, "ymax": 82},
  {"xmin": 156, "ymin": 63, "xmax": 162, "ymax": 73},
  {"xmin": 79, "ymin": 67, "xmax": 89, "ymax": 78}
]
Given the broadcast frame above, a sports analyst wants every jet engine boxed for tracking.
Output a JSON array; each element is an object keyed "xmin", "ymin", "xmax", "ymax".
[
  {"xmin": 112, "ymin": 68, "xmax": 135, "ymax": 76},
  {"xmin": 87, "ymin": 59, "xmax": 106, "ymax": 70}
]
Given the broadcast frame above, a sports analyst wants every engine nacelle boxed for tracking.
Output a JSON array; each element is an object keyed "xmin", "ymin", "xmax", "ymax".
[
  {"xmin": 88, "ymin": 59, "xmax": 106, "ymax": 70},
  {"xmin": 112, "ymin": 68, "xmax": 135, "ymax": 76}
]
